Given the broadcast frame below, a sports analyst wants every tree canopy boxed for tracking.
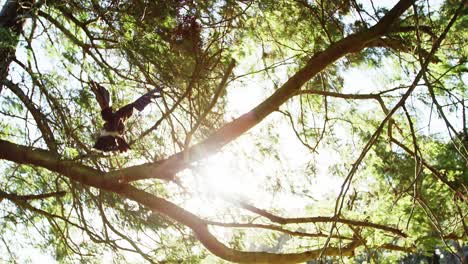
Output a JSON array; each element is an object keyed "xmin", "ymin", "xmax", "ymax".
[{"xmin": 0, "ymin": 0, "xmax": 466, "ymax": 263}]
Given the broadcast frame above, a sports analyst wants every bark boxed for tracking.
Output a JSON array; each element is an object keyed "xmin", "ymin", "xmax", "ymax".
[
  {"xmin": 0, "ymin": 139, "xmax": 113, "ymax": 189},
  {"xmin": 107, "ymin": 0, "xmax": 415, "ymax": 183}
]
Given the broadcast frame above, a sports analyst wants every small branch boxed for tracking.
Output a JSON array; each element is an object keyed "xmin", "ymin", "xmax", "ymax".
[
  {"xmin": 206, "ymin": 220, "xmax": 354, "ymax": 240},
  {"xmin": 107, "ymin": 0, "xmax": 416, "ymax": 183},
  {"xmin": 390, "ymin": 138, "xmax": 467, "ymax": 200},
  {"xmin": 366, "ymin": 37, "xmax": 440, "ymax": 63},
  {"xmin": 4, "ymin": 80, "xmax": 58, "ymax": 152},
  {"xmin": 224, "ymin": 196, "xmax": 407, "ymax": 237},
  {"xmin": 329, "ymin": 0, "xmax": 465, "ymax": 248},
  {"xmin": 389, "ymin": 25, "xmax": 437, "ymax": 38},
  {"xmin": 184, "ymin": 59, "xmax": 236, "ymax": 151},
  {"xmin": 278, "ymin": 109, "xmax": 319, "ymax": 153},
  {"xmin": 378, "ymin": 243, "xmax": 415, "ymax": 253},
  {"xmin": 295, "ymin": 90, "xmax": 381, "ymax": 100},
  {"xmin": 0, "ymin": 189, "xmax": 66, "ymax": 201}
]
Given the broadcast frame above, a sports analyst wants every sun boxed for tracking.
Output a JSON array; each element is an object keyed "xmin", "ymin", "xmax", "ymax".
[
  {"xmin": 180, "ymin": 150, "xmax": 268, "ymax": 217},
  {"xmin": 197, "ymin": 151, "xmax": 258, "ymax": 196}
]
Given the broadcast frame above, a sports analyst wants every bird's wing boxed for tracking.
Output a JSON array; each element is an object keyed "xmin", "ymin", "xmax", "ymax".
[
  {"xmin": 114, "ymin": 103, "xmax": 134, "ymax": 122},
  {"xmin": 132, "ymin": 87, "xmax": 162, "ymax": 111},
  {"xmin": 89, "ymin": 81, "xmax": 110, "ymax": 110},
  {"xmin": 114, "ymin": 87, "xmax": 162, "ymax": 121}
]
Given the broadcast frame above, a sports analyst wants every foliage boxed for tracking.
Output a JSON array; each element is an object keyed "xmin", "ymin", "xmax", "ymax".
[{"xmin": 0, "ymin": 0, "xmax": 466, "ymax": 263}]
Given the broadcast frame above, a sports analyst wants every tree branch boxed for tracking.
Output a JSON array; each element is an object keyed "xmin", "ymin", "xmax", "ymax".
[
  {"xmin": 206, "ymin": 221, "xmax": 354, "ymax": 240},
  {"xmin": 0, "ymin": 139, "xmax": 114, "ymax": 190},
  {"xmin": 378, "ymin": 243, "xmax": 415, "ymax": 253},
  {"xmin": 390, "ymin": 138, "xmax": 467, "ymax": 200},
  {"xmin": 0, "ymin": 139, "xmax": 362, "ymax": 263},
  {"xmin": 108, "ymin": 0, "xmax": 415, "ymax": 183},
  {"xmin": 114, "ymin": 183, "xmax": 364, "ymax": 264},
  {"xmin": 0, "ymin": 189, "xmax": 66, "ymax": 201},
  {"xmin": 0, "ymin": 1, "xmax": 422, "ymax": 262},
  {"xmin": 365, "ymin": 37, "xmax": 440, "ymax": 62},
  {"xmin": 4, "ymin": 80, "xmax": 58, "ymax": 152},
  {"xmin": 225, "ymin": 197, "xmax": 407, "ymax": 237}
]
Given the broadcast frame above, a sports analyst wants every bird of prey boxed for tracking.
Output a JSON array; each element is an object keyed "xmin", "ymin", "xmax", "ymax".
[{"xmin": 89, "ymin": 81, "xmax": 161, "ymax": 152}]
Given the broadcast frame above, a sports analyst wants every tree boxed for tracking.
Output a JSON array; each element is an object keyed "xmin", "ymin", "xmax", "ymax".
[{"xmin": 0, "ymin": 0, "xmax": 466, "ymax": 263}]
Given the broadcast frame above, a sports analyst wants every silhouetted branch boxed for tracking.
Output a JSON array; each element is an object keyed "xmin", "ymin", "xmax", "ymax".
[
  {"xmin": 0, "ymin": 189, "xmax": 66, "ymax": 201},
  {"xmin": 107, "ymin": 0, "xmax": 416, "ymax": 183}
]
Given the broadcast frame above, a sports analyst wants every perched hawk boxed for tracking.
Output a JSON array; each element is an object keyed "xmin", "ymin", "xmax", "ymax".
[{"xmin": 90, "ymin": 81, "xmax": 161, "ymax": 152}]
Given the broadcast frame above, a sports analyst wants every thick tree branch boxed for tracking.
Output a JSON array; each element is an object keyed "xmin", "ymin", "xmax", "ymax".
[
  {"xmin": 0, "ymin": 139, "xmax": 114, "ymax": 189},
  {"xmin": 0, "ymin": 139, "xmax": 362, "ymax": 263},
  {"xmin": 115, "ymin": 183, "xmax": 363, "ymax": 263},
  {"xmin": 108, "ymin": 0, "xmax": 415, "ymax": 183}
]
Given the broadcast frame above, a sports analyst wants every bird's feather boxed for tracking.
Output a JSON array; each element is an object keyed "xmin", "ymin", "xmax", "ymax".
[
  {"xmin": 115, "ymin": 104, "xmax": 134, "ymax": 122},
  {"xmin": 89, "ymin": 81, "xmax": 110, "ymax": 110},
  {"xmin": 133, "ymin": 88, "xmax": 162, "ymax": 111}
]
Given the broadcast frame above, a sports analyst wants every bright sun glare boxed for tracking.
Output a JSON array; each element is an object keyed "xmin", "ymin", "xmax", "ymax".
[
  {"xmin": 200, "ymin": 152, "xmax": 250, "ymax": 196},
  {"xmin": 182, "ymin": 52, "xmax": 348, "ymax": 217},
  {"xmin": 177, "ymin": 3, "xmax": 427, "ymax": 217}
]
